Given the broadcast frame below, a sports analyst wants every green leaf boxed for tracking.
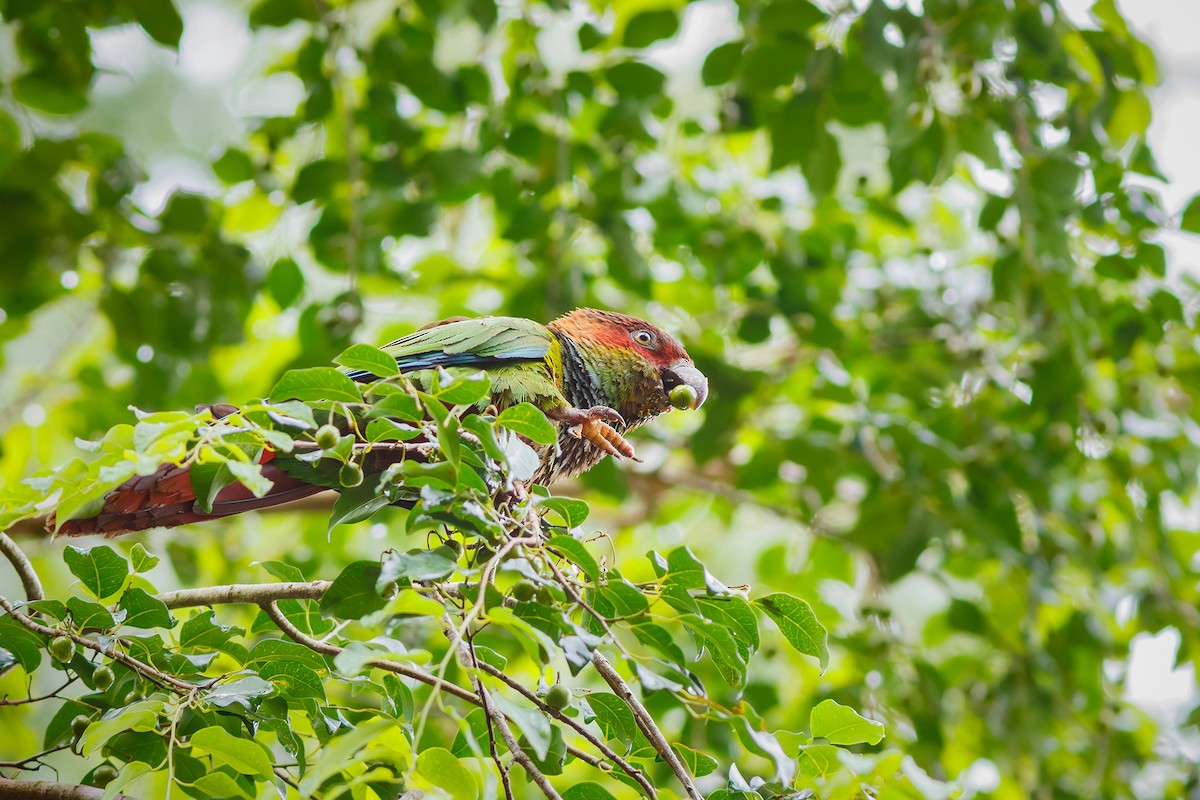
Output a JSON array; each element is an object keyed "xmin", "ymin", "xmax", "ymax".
[
  {"xmin": 435, "ymin": 369, "xmax": 491, "ymax": 405},
  {"xmin": 702, "ymin": 41, "xmax": 743, "ymax": 86},
  {"xmin": 753, "ymin": 592, "xmax": 830, "ymax": 671},
  {"xmin": 366, "ymin": 418, "xmax": 420, "ymax": 442},
  {"xmin": 129, "ymin": 544, "xmax": 160, "ymax": 573},
  {"xmin": 680, "ymin": 613, "xmax": 748, "ymax": 686},
  {"xmin": 189, "ymin": 462, "xmax": 236, "ymax": 514},
  {"xmin": 414, "ymin": 747, "xmax": 478, "ymax": 800},
  {"xmin": 1180, "ymin": 193, "xmax": 1200, "ymax": 233},
  {"xmin": 258, "ymin": 660, "xmax": 327, "ymax": 701},
  {"xmin": 79, "ymin": 699, "xmax": 165, "ymax": 756},
  {"xmin": 797, "ymin": 742, "xmax": 842, "ymax": 777},
  {"xmin": 22, "ymin": 600, "xmax": 67, "ymax": 620},
  {"xmin": 672, "ymin": 743, "xmax": 718, "ymax": 778},
  {"xmin": 562, "ymin": 784, "xmax": 619, "ymax": 800},
  {"xmin": 335, "ymin": 343, "xmax": 400, "ymax": 377},
  {"xmin": 537, "ymin": 496, "xmax": 590, "ymax": 528},
  {"xmin": 754, "ymin": 593, "xmax": 829, "ymax": 671},
  {"xmin": 257, "ymin": 561, "xmax": 306, "ymax": 581},
  {"xmin": 327, "ymin": 481, "xmax": 389, "ymax": 533},
  {"xmin": 179, "ymin": 610, "xmax": 247, "ymax": 662},
  {"xmin": 497, "ymin": 402, "xmax": 557, "ymax": 445},
  {"xmin": 201, "ymin": 676, "xmax": 274, "ymax": 710},
  {"xmin": 493, "ymin": 693, "xmax": 552, "ymax": 759},
  {"xmin": 191, "ymin": 772, "xmax": 253, "ymax": 799},
  {"xmin": 368, "ymin": 392, "xmax": 422, "ymax": 422},
  {"xmin": 127, "ymin": 0, "xmax": 185, "ymax": 47},
  {"xmin": 662, "ymin": 546, "xmax": 729, "ymax": 594},
  {"xmin": 548, "ymin": 535, "xmax": 601, "ymax": 582},
  {"xmin": 66, "ymin": 596, "xmax": 115, "ymax": 631},
  {"xmin": 693, "ymin": 595, "xmax": 760, "ymax": 653},
  {"xmin": 213, "ymin": 148, "xmax": 256, "ymax": 184},
  {"xmin": 630, "ymin": 622, "xmax": 687, "ymax": 666},
  {"xmin": 190, "ymin": 725, "xmax": 275, "ymax": 779},
  {"xmin": 245, "ymin": 639, "xmax": 327, "ymax": 670},
  {"xmin": 298, "ymin": 719, "xmax": 394, "ymax": 796},
  {"xmin": 623, "ymin": 9, "xmax": 679, "ymax": 48},
  {"xmin": 64, "ymin": 545, "xmax": 130, "ymax": 601},
  {"xmin": 606, "ymin": 61, "xmax": 666, "ymax": 99},
  {"xmin": 377, "ymin": 547, "xmax": 459, "ymax": 588},
  {"xmin": 585, "ymin": 692, "xmax": 638, "ymax": 745},
  {"xmin": 809, "ymin": 699, "xmax": 884, "ymax": 745},
  {"xmin": 269, "ymin": 367, "xmax": 363, "ymax": 404},
  {"xmin": 292, "ymin": 158, "xmax": 343, "ymax": 204},
  {"xmin": 320, "ymin": 561, "xmax": 387, "ymax": 619},
  {"xmin": 118, "ymin": 588, "xmax": 174, "ymax": 630},
  {"xmin": 0, "ymin": 615, "xmax": 44, "ymax": 672},
  {"xmin": 226, "ymin": 459, "xmax": 273, "ymax": 498}
]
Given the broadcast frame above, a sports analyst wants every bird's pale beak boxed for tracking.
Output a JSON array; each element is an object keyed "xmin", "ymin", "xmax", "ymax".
[{"xmin": 661, "ymin": 362, "xmax": 709, "ymax": 410}]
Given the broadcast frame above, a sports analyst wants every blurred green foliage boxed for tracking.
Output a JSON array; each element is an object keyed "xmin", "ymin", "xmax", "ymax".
[{"xmin": 1, "ymin": 0, "xmax": 1197, "ymax": 798}]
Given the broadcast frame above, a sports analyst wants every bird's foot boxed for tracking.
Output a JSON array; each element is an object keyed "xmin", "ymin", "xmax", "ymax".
[{"xmin": 548, "ymin": 405, "xmax": 641, "ymax": 462}]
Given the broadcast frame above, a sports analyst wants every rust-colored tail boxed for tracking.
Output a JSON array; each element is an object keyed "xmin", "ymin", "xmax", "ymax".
[{"xmin": 52, "ymin": 451, "xmax": 326, "ymax": 537}]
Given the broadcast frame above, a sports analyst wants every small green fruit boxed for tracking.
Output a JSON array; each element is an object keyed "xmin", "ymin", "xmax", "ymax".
[
  {"xmin": 314, "ymin": 424, "xmax": 341, "ymax": 450},
  {"xmin": 535, "ymin": 586, "xmax": 554, "ymax": 605},
  {"xmin": 544, "ymin": 684, "xmax": 571, "ymax": 710},
  {"xmin": 123, "ymin": 689, "xmax": 144, "ymax": 705},
  {"xmin": 511, "ymin": 580, "xmax": 537, "ymax": 602},
  {"xmin": 93, "ymin": 665, "xmax": 115, "ymax": 691},
  {"xmin": 339, "ymin": 462, "xmax": 364, "ymax": 487},
  {"xmin": 71, "ymin": 714, "xmax": 91, "ymax": 739},
  {"xmin": 49, "ymin": 636, "xmax": 75, "ymax": 664},
  {"xmin": 91, "ymin": 764, "xmax": 118, "ymax": 788},
  {"xmin": 669, "ymin": 383, "xmax": 699, "ymax": 410}
]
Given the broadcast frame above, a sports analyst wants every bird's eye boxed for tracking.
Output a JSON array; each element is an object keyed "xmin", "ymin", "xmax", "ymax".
[{"xmin": 631, "ymin": 330, "xmax": 656, "ymax": 347}]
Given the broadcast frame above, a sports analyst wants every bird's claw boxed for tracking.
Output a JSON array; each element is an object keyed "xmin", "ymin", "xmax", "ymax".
[
  {"xmin": 569, "ymin": 419, "xmax": 641, "ymax": 462},
  {"xmin": 550, "ymin": 405, "xmax": 639, "ymax": 461}
]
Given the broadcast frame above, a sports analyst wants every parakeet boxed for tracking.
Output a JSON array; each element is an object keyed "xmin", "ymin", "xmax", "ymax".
[{"xmin": 54, "ymin": 308, "xmax": 708, "ymax": 536}]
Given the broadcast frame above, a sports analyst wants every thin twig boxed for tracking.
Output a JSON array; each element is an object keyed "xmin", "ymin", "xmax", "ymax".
[
  {"xmin": 591, "ymin": 651, "xmax": 702, "ymax": 800},
  {"xmin": 0, "ymin": 744, "xmax": 71, "ymax": 771},
  {"xmin": 273, "ymin": 766, "xmax": 301, "ymax": 792},
  {"xmin": 466, "ymin": 630, "xmax": 514, "ymax": 800},
  {"xmin": 542, "ymin": 554, "xmax": 615, "ymax": 639},
  {"xmin": 474, "ymin": 660, "xmax": 656, "ymax": 798},
  {"xmin": 0, "ymin": 596, "xmax": 198, "ymax": 694},
  {"xmin": 1, "ymin": 532, "xmax": 44, "ymax": 601},
  {"xmin": 413, "ymin": 533, "xmax": 537, "ymax": 750},
  {"xmin": 0, "ymin": 678, "xmax": 76, "ymax": 706},
  {"xmin": 442, "ymin": 616, "xmax": 562, "ymax": 800}
]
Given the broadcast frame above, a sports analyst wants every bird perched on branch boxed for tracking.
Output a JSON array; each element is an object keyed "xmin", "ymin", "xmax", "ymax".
[{"xmin": 55, "ymin": 308, "xmax": 708, "ymax": 536}]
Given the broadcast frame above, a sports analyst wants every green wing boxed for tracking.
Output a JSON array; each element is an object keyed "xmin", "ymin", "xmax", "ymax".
[
  {"xmin": 376, "ymin": 317, "xmax": 553, "ymax": 372},
  {"xmin": 348, "ymin": 316, "xmax": 568, "ymax": 411}
]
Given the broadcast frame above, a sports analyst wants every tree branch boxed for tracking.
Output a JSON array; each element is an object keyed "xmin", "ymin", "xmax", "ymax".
[
  {"xmin": 157, "ymin": 581, "xmax": 331, "ymax": 609},
  {"xmin": 591, "ymin": 651, "xmax": 702, "ymax": 800},
  {"xmin": 0, "ymin": 532, "xmax": 43, "ymax": 601},
  {"xmin": 0, "ymin": 777, "xmax": 132, "ymax": 800},
  {"xmin": 0, "ymin": 596, "xmax": 198, "ymax": 694},
  {"xmin": 260, "ymin": 601, "xmax": 479, "ymax": 705}
]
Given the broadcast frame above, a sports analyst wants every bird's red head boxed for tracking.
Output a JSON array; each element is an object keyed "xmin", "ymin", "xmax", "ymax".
[{"xmin": 548, "ymin": 308, "xmax": 708, "ymax": 417}]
